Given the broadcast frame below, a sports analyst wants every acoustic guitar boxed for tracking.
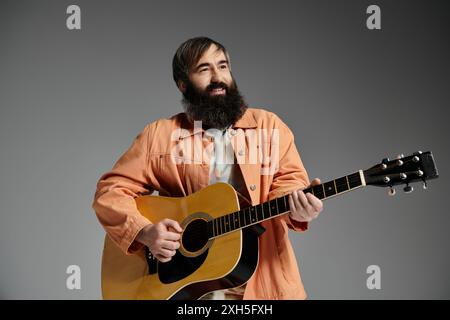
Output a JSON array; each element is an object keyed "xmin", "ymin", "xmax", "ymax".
[{"xmin": 101, "ymin": 151, "xmax": 438, "ymax": 299}]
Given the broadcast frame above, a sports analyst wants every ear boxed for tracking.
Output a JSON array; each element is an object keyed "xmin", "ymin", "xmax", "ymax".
[{"xmin": 177, "ymin": 81, "xmax": 186, "ymax": 93}]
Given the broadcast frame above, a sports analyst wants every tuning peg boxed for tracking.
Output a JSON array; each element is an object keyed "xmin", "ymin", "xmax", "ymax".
[
  {"xmin": 396, "ymin": 154, "xmax": 404, "ymax": 159},
  {"xmin": 403, "ymin": 184, "xmax": 413, "ymax": 193},
  {"xmin": 382, "ymin": 157, "xmax": 390, "ymax": 164},
  {"xmin": 414, "ymin": 151, "xmax": 423, "ymax": 155},
  {"xmin": 388, "ymin": 186, "xmax": 396, "ymax": 196}
]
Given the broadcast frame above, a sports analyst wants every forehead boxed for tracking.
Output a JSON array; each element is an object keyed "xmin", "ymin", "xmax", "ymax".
[{"xmin": 195, "ymin": 44, "xmax": 227, "ymax": 66}]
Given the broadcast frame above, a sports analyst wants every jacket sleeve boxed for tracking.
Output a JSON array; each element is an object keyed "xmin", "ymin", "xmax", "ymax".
[
  {"xmin": 267, "ymin": 115, "xmax": 310, "ymax": 232},
  {"xmin": 92, "ymin": 124, "xmax": 154, "ymax": 254}
]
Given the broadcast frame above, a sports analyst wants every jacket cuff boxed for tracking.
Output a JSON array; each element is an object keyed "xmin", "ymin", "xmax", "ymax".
[
  {"xmin": 121, "ymin": 214, "xmax": 152, "ymax": 255},
  {"xmin": 285, "ymin": 215, "xmax": 309, "ymax": 232}
]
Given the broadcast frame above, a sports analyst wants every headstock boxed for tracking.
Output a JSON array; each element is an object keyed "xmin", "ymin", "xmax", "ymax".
[{"xmin": 363, "ymin": 151, "xmax": 439, "ymax": 195}]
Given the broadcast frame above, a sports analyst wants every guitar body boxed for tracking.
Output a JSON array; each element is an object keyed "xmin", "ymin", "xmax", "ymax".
[{"xmin": 101, "ymin": 183, "xmax": 261, "ymax": 300}]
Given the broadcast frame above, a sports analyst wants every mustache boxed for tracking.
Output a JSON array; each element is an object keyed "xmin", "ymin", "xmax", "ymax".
[{"xmin": 206, "ymin": 82, "xmax": 228, "ymax": 92}]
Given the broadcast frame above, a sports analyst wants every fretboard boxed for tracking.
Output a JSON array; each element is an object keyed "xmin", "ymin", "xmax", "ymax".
[{"xmin": 207, "ymin": 170, "xmax": 366, "ymax": 239}]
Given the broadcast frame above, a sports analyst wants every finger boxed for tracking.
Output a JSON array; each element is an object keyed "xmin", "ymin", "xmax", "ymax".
[
  {"xmin": 297, "ymin": 190, "xmax": 311, "ymax": 211},
  {"xmin": 163, "ymin": 231, "xmax": 181, "ymax": 241},
  {"xmin": 291, "ymin": 190, "xmax": 304, "ymax": 211},
  {"xmin": 162, "ymin": 219, "xmax": 183, "ymax": 233},
  {"xmin": 161, "ymin": 240, "xmax": 180, "ymax": 251},
  {"xmin": 158, "ymin": 248, "xmax": 176, "ymax": 258},
  {"xmin": 154, "ymin": 253, "xmax": 171, "ymax": 263},
  {"xmin": 288, "ymin": 194, "xmax": 296, "ymax": 212},
  {"xmin": 305, "ymin": 193, "xmax": 323, "ymax": 212}
]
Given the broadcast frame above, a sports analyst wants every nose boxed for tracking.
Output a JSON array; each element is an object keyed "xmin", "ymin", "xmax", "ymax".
[{"xmin": 210, "ymin": 65, "xmax": 222, "ymax": 82}]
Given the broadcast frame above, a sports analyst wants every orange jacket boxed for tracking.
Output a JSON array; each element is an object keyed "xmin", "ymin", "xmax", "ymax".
[{"xmin": 92, "ymin": 107, "xmax": 311, "ymax": 299}]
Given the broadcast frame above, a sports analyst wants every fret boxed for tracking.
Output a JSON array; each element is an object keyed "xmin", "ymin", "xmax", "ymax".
[
  {"xmin": 230, "ymin": 212, "xmax": 237, "ymax": 230},
  {"xmin": 276, "ymin": 196, "xmax": 287, "ymax": 213},
  {"xmin": 213, "ymin": 218, "xmax": 217, "ymax": 236},
  {"xmin": 263, "ymin": 201, "xmax": 270, "ymax": 218},
  {"xmin": 230, "ymin": 213, "xmax": 234, "ymax": 230},
  {"xmin": 250, "ymin": 206, "xmax": 256, "ymax": 223},
  {"xmin": 348, "ymin": 172, "xmax": 362, "ymax": 189},
  {"xmin": 312, "ymin": 185, "xmax": 325, "ymax": 199},
  {"xmin": 226, "ymin": 213, "xmax": 231, "ymax": 232},
  {"xmin": 230, "ymin": 212, "xmax": 235, "ymax": 230},
  {"xmin": 239, "ymin": 210, "xmax": 245, "ymax": 227},
  {"xmin": 254, "ymin": 205, "xmax": 262, "ymax": 222},
  {"xmin": 207, "ymin": 221, "xmax": 213, "ymax": 238},
  {"xmin": 222, "ymin": 215, "xmax": 227, "ymax": 233},
  {"xmin": 237, "ymin": 210, "xmax": 241, "ymax": 228},
  {"xmin": 336, "ymin": 176, "xmax": 349, "ymax": 193},
  {"xmin": 324, "ymin": 181, "xmax": 336, "ymax": 197},
  {"xmin": 269, "ymin": 199, "xmax": 278, "ymax": 216},
  {"xmin": 219, "ymin": 215, "xmax": 224, "ymax": 235},
  {"xmin": 223, "ymin": 215, "xmax": 228, "ymax": 233},
  {"xmin": 258, "ymin": 203, "xmax": 264, "ymax": 220},
  {"xmin": 207, "ymin": 221, "xmax": 211, "ymax": 237},
  {"xmin": 345, "ymin": 175, "xmax": 350, "ymax": 189}
]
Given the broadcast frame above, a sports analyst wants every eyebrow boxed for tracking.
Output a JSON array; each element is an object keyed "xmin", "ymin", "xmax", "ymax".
[{"xmin": 194, "ymin": 59, "xmax": 229, "ymax": 72}]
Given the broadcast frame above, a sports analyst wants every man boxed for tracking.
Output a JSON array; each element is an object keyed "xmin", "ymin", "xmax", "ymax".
[{"xmin": 92, "ymin": 37, "xmax": 323, "ymax": 300}]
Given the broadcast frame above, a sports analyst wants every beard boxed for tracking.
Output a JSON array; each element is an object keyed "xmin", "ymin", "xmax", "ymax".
[{"xmin": 181, "ymin": 79, "xmax": 248, "ymax": 130}]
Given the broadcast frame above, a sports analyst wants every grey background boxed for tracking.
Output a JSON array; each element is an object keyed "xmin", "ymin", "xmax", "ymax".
[{"xmin": 0, "ymin": 0, "xmax": 449, "ymax": 299}]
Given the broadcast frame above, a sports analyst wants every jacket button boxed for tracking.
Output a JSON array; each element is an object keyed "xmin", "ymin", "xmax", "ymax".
[
  {"xmin": 238, "ymin": 149, "xmax": 244, "ymax": 156},
  {"xmin": 250, "ymin": 184, "xmax": 256, "ymax": 191}
]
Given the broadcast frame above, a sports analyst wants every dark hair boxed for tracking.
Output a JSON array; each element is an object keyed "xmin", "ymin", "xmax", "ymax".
[{"xmin": 172, "ymin": 37, "xmax": 231, "ymax": 87}]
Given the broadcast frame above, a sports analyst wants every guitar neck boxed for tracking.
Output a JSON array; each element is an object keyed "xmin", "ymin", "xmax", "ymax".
[{"xmin": 208, "ymin": 170, "xmax": 366, "ymax": 239}]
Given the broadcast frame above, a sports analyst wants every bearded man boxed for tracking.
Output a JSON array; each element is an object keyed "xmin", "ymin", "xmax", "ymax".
[{"xmin": 92, "ymin": 37, "xmax": 323, "ymax": 300}]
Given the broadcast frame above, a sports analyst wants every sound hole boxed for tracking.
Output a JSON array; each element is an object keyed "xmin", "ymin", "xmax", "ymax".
[{"xmin": 182, "ymin": 218, "xmax": 209, "ymax": 253}]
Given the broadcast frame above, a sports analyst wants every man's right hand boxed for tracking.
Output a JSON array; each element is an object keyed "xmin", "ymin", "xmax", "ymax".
[{"xmin": 135, "ymin": 219, "xmax": 183, "ymax": 263}]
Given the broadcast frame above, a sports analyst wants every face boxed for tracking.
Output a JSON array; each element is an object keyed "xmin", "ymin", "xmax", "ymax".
[
  {"xmin": 179, "ymin": 44, "xmax": 234, "ymax": 96},
  {"xmin": 179, "ymin": 43, "xmax": 247, "ymax": 130}
]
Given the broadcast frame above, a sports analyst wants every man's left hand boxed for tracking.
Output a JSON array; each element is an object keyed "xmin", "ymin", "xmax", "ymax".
[{"xmin": 288, "ymin": 178, "xmax": 323, "ymax": 222}]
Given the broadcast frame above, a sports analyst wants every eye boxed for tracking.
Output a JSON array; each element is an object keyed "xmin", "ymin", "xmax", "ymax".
[{"xmin": 220, "ymin": 64, "xmax": 228, "ymax": 69}]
